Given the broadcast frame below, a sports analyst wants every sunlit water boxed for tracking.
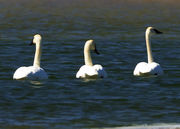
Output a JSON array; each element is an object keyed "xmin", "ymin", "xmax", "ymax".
[{"xmin": 0, "ymin": 0, "xmax": 180, "ymax": 128}]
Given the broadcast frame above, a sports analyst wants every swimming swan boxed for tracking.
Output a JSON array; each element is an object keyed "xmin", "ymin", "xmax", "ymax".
[
  {"xmin": 133, "ymin": 27, "xmax": 163, "ymax": 76},
  {"xmin": 76, "ymin": 40, "xmax": 107, "ymax": 79},
  {"xmin": 13, "ymin": 34, "xmax": 48, "ymax": 80}
]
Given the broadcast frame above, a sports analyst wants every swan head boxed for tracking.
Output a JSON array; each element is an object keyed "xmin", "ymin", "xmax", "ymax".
[
  {"xmin": 146, "ymin": 27, "xmax": 162, "ymax": 36},
  {"xmin": 30, "ymin": 34, "xmax": 42, "ymax": 45},
  {"xmin": 85, "ymin": 40, "xmax": 100, "ymax": 54}
]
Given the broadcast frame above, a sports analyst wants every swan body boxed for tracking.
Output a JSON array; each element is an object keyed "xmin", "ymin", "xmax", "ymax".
[
  {"xmin": 13, "ymin": 34, "xmax": 48, "ymax": 80},
  {"xmin": 76, "ymin": 64, "xmax": 107, "ymax": 78},
  {"xmin": 133, "ymin": 62, "xmax": 163, "ymax": 76},
  {"xmin": 133, "ymin": 27, "xmax": 163, "ymax": 76},
  {"xmin": 76, "ymin": 40, "xmax": 107, "ymax": 79},
  {"xmin": 13, "ymin": 66, "xmax": 48, "ymax": 80}
]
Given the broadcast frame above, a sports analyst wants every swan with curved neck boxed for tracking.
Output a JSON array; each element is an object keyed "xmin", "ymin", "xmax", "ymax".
[
  {"xmin": 133, "ymin": 27, "xmax": 163, "ymax": 76},
  {"xmin": 13, "ymin": 34, "xmax": 48, "ymax": 80},
  {"xmin": 76, "ymin": 40, "xmax": 107, "ymax": 79}
]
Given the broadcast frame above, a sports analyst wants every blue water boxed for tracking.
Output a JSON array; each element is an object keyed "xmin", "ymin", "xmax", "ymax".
[{"xmin": 0, "ymin": 0, "xmax": 180, "ymax": 128}]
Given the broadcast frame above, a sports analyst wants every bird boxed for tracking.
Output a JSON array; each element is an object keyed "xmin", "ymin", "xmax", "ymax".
[
  {"xmin": 133, "ymin": 27, "xmax": 163, "ymax": 76},
  {"xmin": 13, "ymin": 34, "xmax": 48, "ymax": 80},
  {"xmin": 76, "ymin": 40, "xmax": 107, "ymax": 79}
]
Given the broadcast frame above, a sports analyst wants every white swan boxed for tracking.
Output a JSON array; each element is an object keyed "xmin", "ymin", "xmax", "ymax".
[
  {"xmin": 76, "ymin": 40, "xmax": 107, "ymax": 79},
  {"xmin": 13, "ymin": 34, "xmax": 48, "ymax": 80},
  {"xmin": 133, "ymin": 27, "xmax": 164, "ymax": 76}
]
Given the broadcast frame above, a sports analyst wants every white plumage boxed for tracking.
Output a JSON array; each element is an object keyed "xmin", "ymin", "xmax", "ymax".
[
  {"xmin": 13, "ymin": 34, "xmax": 48, "ymax": 80},
  {"xmin": 133, "ymin": 62, "xmax": 163, "ymax": 76},
  {"xmin": 76, "ymin": 64, "xmax": 107, "ymax": 79},
  {"xmin": 76, "ymin": 40, "xmax": 107, "ymax": 79},
  {"xmin": 133, "ymin": 27, "xmax": 163, "ymax": 76},
  {"xmin": 13, "ymin": 66, "xmax": 48, "ymax": 80}
]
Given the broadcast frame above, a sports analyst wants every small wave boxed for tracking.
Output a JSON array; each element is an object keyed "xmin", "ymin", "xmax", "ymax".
[{"xmin": 102, "ymin": 124, "xmax": 180, "ymax": 129}]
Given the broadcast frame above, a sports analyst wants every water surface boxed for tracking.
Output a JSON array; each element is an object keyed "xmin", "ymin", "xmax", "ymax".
[{"xmin": 0, "ymin": 0, "xmax": 180, "ymax": 128}]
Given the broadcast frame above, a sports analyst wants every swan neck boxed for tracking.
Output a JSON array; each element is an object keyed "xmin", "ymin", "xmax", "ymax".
[
  {"xmin": 146, "ymin": 32, "xmax": 154, "ymax": 63},
  {"xmin": 33, "ymin": 41, "xmax": 42, "ymax": 67},
  {"xmin": 84, "ymin": 44, "xmax": 93, "ymax": 66}
]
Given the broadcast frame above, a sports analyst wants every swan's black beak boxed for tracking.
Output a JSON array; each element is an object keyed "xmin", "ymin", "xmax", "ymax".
[
  {"xmin": 29, "ymin": 40, "xmax": 34, "ymax": 46},
  {"xmin": 94, "ymin": 44, "xmax": 100, "ymax": 54},
  {"xmin": 94, "ymin": 47, "xmax": 100, "ymax": 55},
  {"xmin": 154, "ymin": 29, "xmax": 163, "ymax": 34}
]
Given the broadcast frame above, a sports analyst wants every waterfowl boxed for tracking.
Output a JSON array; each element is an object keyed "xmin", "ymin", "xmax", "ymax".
[
  {"xmin": 133, "ymin": 27, "xmax": 163, "ymax": 76},
  {"xmin": 76, "ymin": 40, "xmax": 107, "ymax": 79},
  {"xmin": 13, "ymin": 34, "xmax": 48, "ymax": 80}
]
